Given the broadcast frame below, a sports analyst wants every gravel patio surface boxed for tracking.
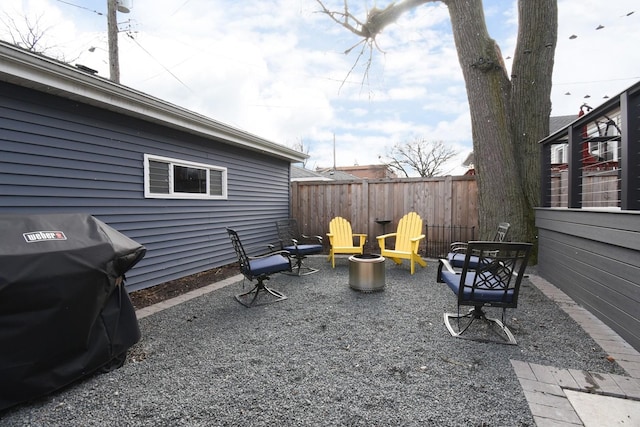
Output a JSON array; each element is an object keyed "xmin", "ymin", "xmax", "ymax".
[{"xmin": 0, "ymin": 256, "xmax": 627, "ymax": 426}]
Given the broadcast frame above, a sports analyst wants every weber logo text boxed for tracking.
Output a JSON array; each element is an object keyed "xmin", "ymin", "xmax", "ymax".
[{"xmin": 23, "ymin": 231, "xmax": 67, "ymax": 243}]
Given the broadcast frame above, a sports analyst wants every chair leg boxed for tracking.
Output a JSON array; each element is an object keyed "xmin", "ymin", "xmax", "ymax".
[
  {"xmin": 409, "ymin": 255, "xmax": 426, "ymax": 275},
  {"xmin": 235, "ymin": 278, "xmax": 287, "ymax": 307},
  {"xmin": 327, "ymin": 251, "xmax": 335, "ymax": 268},
  {"xmin": 444, "ymin": 307, "xmax": 517, "ymax": 345},
  {"xmin": 283, "ymin": 255, "xmax": 319, "ymax": 276}
]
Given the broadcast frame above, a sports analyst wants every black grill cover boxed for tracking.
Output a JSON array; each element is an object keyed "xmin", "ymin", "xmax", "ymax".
[{"xmin": 0, "ymin": 213, "xmax": 146, "ymax": 411}]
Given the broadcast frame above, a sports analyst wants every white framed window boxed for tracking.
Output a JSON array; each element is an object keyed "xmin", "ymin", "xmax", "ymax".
[
  {"xmin": 551, "ymin": 144, "xmax": 567, "ymax": 164},
  {"xmin": 589, "ymin": 139, "xmax": 619, "ymax": 162},
  {"xmin": 144, "ymin": 154, "xmax": 227, "ymax": 200}
]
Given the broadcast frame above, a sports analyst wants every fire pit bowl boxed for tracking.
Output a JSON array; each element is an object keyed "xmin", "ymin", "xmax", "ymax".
[{"xmin": 348, "ymin": 254, "xmax": 386, "ymax": 292}]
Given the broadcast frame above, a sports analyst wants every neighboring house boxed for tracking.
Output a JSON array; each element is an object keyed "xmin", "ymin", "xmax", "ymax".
[
  {"xmin": 318, "ymin": 169, "xmax": 362, "ymax": 180},
  {"xmin": 290, "ymin": 165, "xmax": 361, "ymax": 181},
  {"xmin": 330, "ymin": 164, "xmax": 397, "ymax": 179},
  {"xmin": 0, "ymin": 41, "xmax": 307, "ymax": 291},
  {"xmin": 312, "ymin": 167, "xmax": 361, "ymax": 181},
  {"xmin": 461, "ymin": 114, "xmax": 578, "ymax": 176},
  {"xmin": 290, "ymin": 165, "xmax": 332, "ymax": 181},
  {"xmin": 549, "ymin": 109, "xmax": 622, "ymax": 171},
  {"xmin": 537, "ymin": 80, "xmax": 640, "ymax": 351},
  {"xmin": 548, "ymin": 114, "xmax": 577, "ymax": 133},
  {"xmin": 461, "ymin": 152, "xmax": 475, "ymax": 175}
]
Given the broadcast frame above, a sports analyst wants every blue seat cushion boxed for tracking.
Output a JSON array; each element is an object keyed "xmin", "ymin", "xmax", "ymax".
[
  {"xmin": 441, "ymin": 270, "xmax": 514, "ymax": 304},
  {"xmin": 249, "ymin": 254, "xmax": 290, "ymax": 276},
  {"xmin": 447, "ymin": 252, "xmax": 481, "ymax": 269},
  {"xmin": 283, "ymin": 244, "xmax": 322, "ymax": 256}
]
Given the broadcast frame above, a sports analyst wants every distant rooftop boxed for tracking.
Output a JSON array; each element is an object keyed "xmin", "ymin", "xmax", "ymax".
[
  {"xmin": 290, "ymin": 165, "xmax": 332, "ymax": 181},
  {"xmin": 291, "ymin": 165, "xmax": 360, "ymax": 181},
  {"xmin": 550, "ymin": 114, "xmax": 578, "ymax": 133},
  {"xmin": 463, "ymin": 114, "xmax": 580, "ymax": 168}
]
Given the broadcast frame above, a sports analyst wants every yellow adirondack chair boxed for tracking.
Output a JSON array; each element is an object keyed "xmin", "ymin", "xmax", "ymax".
[
  {"xmin": 377, "ymin": 212, "xmax": 427, "ymax": 274},
  {"xmin": 326, "ymin": 217, "xmax": 367, "ymax": 268}
]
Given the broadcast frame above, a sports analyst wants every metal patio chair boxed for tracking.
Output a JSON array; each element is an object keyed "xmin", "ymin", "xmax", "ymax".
[
  {"xmin": 226, "ymin": 228, "xmax": 292, "ymax": 307},
  {"xmin": 439, "ymin": 241, "xmax": 532, "ymax": 345},
  {"xmin": 437, "ymin": 222, "xmax": 510, "ymax": 282},
  {"xmin": 275, "ymin": 219, "xmax": 323, "ymax": 275}
]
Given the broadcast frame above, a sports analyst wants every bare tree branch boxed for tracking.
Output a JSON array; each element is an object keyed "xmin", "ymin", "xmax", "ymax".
[
  {"xmin": 315, "ymin": 0, "xmax": 368, "ymax": 38},
  {"xmin": 382, "ymin": 139, "xmax": 458, "ymax": 177},
  {"xmin": 288, "ymin": 138, "xmax": 310, "ymax": 168},
  {"xmin": 340, "ymin": 39, "xmax": 374, "ymax": 92},
  {"xmin": 0, "ymin": 11, "xmax": 51, "ymax": 53},
  {"xmin": 1, "ymin": 11, "xmax": 80, "ymax": 64},
  {"xmin": 316, "ymin": 0, "xmax": 433, "ymax": 91},
  {"xmin": 316, "ymin": 0, "xmax": 432, "ymax": 41}
]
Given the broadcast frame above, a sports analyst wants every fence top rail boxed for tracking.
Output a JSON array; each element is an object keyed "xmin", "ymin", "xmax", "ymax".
[{"xmin": 292, "ymin": 175, "xmax": 477, "ymax": 184}]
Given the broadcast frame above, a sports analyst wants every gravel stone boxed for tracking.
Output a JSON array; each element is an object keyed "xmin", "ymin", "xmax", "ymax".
[{"xmin": 0, "ymin": 257, "xmax": 626, "ymax": 426}]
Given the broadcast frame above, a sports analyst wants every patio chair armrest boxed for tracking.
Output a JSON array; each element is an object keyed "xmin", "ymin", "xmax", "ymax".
[
  {"xmin": 302, "ymin": 234, "xmax": 323, "ymax": 244},
  {"xmin": 249, "ymin": 250, "xmax": 291, "ymax": 260},
  {"xmin": 449, "ymin": 242, "xmax": 468, "ymax": 253},
  {"xmin": 410, "ymin": 234, "xmax": 425, "ymax": 242},
  {"xmin": 376, "ymin": 233, "xmax": 396, "ymax": 241},
  {"xmin": 439, "ymin": 258, "xmax": 457, "ymax": 275},
  {"xmin": 353, "ymin": 233, "xmax": 367, "ymax": 246}
]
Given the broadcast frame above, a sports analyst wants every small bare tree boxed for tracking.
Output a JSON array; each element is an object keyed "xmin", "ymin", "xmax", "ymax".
[
  {"xmin": 382, "ymin": 139, "xmax": 457, "ymax": 177},
  {"xmin": 0, "ymin": 10, "xmax": 78, "ymax": 64},
  {"xmin": 0, "ymin": 11, "xmax": 51, "ymax": 54},
  {"xmin": 288, "ymin": 137, "xmax": 310, "ymax": 168}
]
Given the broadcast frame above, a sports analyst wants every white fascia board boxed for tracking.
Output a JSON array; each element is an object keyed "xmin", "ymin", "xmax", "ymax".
[{"xmin": 0, "ymin": 42, "xmax": 307, "ymax": 163}]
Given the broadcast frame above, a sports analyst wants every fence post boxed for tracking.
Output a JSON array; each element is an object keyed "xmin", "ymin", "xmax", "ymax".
[
  {"xmin": 444, "ymin": 176, "xmax": 452, "ymax": 228},
  {"xmin": 290, "ymin": 181, "xmax": 299, "ymax": 218},
  {"xmin": 362, "ymin": 180, "xmax": 370, "ymax": 250},
  {"xmin": 290, "ymin": 177, "xmax": 478, "ymax": 244}
]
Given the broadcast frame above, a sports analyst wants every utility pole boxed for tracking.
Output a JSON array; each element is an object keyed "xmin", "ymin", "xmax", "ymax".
[
  {"xmin": 107, "ymin": 0, "xmax": 130, "ymax": 83},
  {"xmin": 107, "ymin": 0, "xmax": 119, "ymax": 83}
]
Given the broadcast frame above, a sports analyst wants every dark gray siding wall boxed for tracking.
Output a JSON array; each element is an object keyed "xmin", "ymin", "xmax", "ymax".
[
  {"xmin": 0, "ymin": 81, "xmax": 292, "ymax": 291},
  {"xmin": 536, "ymin": 208, "xmax": 640, "ymax": 351}
]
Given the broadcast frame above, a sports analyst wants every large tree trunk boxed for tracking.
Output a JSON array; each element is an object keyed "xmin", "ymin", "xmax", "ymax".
[
  {"xmin": 445, "ymin": 0, "xmax": 556, "ymax": 257},
  {"xmin": 316, "ymin": 0, "xmax": 558, "ymax": 261},
  {"xmin": 510, "ymin": 0, "xmax": 557, "ymax": 251}
]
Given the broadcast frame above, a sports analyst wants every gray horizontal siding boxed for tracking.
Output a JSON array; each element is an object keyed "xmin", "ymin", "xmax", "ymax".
[
  {"xmin": 0, "ymin": 81, "xmax": 292, "ymax": 291},
  {"xmin": 536, "ymin": 208, "xmax": 640, "ymax": 351}
]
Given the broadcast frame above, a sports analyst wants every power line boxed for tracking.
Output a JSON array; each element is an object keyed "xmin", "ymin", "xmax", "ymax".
[
  {"xmin": 54, "ymin": 0, "xmax": 105, "ymax": 16},
  {"xmin": 554, "ymin": 76, "xmax": 640, "ymax": 86},
  {"xmin": 170, "ymin": 0, "xmax": 192, "ymax": 16},
  {"xmin": 125, "ymin": 33, "xmax": 193, "ymax": 92}
]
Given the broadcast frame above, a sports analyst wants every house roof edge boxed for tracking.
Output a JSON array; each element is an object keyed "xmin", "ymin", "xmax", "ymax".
[{"xmin": 0, "ymin": 42, "xmax": 307, "ymax": 163}]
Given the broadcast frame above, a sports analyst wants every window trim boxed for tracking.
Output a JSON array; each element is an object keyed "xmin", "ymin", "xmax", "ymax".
[{"xmin": 143, "ymin": 154, "xmax": 228, "ymax": 200}]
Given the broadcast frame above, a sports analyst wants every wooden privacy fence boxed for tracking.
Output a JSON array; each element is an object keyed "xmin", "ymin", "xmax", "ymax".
[{"xmin": 290, "ymin": 176, "xmax": 478, "ymax": 256}]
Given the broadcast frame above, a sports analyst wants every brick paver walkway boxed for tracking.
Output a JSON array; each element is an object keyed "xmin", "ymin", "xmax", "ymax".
[{"xmin": 514, "ymin": 275, "xmax": 640, "ymax": 426}]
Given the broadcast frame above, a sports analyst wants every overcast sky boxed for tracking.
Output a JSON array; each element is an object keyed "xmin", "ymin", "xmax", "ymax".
[{"xmin": 1, "ymin": 0, "xmax": 638, "ymax": 174}]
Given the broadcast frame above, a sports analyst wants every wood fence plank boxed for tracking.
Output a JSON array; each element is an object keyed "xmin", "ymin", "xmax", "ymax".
[{"xmin": 291, "ymin": 177, "xmax": 478, "ymax": 254}]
